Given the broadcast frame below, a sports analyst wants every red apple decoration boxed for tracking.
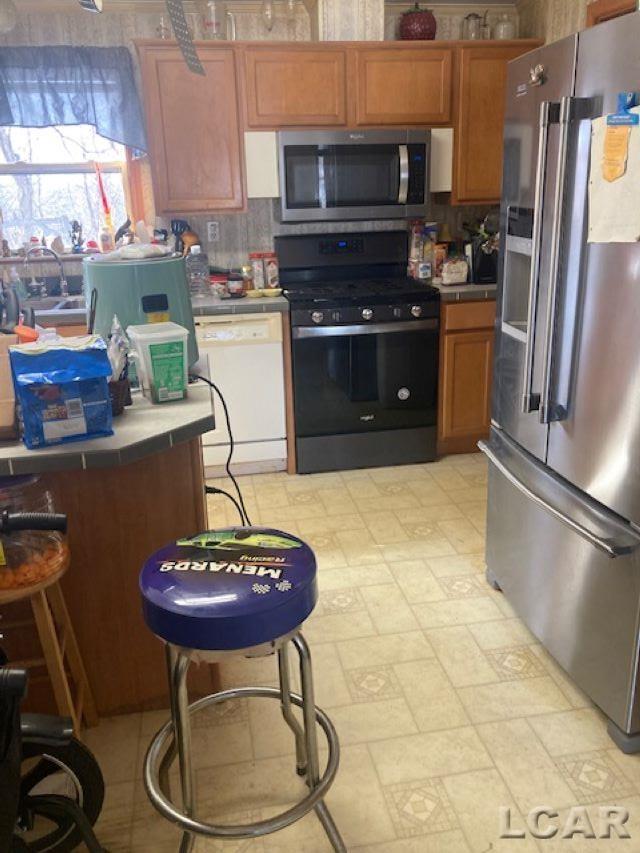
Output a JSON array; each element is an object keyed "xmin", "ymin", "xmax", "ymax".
[{"xmin": 399, "ymin": 3, "xmax": 437, "ymax": 40}]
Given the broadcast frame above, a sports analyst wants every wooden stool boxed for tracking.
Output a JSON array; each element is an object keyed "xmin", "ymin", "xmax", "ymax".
[{"xmin": 0, "ymin": 564, "xmax": 98, "ymax": 732}]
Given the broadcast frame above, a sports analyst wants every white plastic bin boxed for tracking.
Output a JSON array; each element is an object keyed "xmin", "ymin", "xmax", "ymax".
[{"xmin": 127, "ymin": 322, "xmax": 189, "ymax": 404}]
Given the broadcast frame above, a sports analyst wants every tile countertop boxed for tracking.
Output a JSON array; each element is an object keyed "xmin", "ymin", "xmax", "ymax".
[
  {"xmin": 33, "ymin": 295, "xmax": 291, "ymax": 326},
  {"xmin": 431, "ymin": 282, "xmax": 497, "ymax": 302},
  {"xmin": 32, "ymin": 287, "xmax": 495, "ymax": 325},
  {"xmin": 0, "ymin": 383, "xmax": 214, "ymax": 476}
]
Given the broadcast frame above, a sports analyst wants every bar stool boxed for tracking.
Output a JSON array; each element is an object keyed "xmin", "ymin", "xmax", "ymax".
[
  {"xmin": 0, "ymin": 565, "xmax": 98, "ymax": 732},
  {"xmin": 139, "ymin": 526, "xmax": 346, "ymax": 852}
]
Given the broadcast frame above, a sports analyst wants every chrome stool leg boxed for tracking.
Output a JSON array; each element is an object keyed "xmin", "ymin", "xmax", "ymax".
[
  {"xmin": 167, "ymin": 645, "xmax": 196, "ymax": 853},
  {"xmin": 292, "ymin": 633, "xmax": 347, "ymax": 853},
  {"xmin": 278, "ymin": 641, "xmax": 307, "ymax": 777}
]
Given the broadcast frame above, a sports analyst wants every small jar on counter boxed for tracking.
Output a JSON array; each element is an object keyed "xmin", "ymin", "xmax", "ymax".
[
  {"xmin": 241, "ymin": 264, "xmax": 254, "ymax": 291},
  {"xmin": 263, "ymin": 252, "xmax": 280, "ymax": 289},
  {"xmin": 209, "ymin": 273, "xmax": 229, "ymax": 299},
  {"xmin": 227, "ymin": 273, "xmax": 245, "ymax": 298},
  {"xmin": 249, "ymin": 252, "xmax": 266, "ymax": 290}
]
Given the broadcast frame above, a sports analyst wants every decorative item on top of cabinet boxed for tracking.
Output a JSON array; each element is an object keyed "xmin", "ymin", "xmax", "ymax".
[
  {"xmin": 136, "ymin": 42, "xmax": 245, "ymax": 214},
  {"xmin": 243, "ymin": 45, "xmax": 348, "ymax": 128},
  {"xmin": 352, "ymin": 46, "xmax": 452, "ymax": 126},
  {"xmin": 452, "ymin": 42, "xmax": 541, "ymax": 205},
  {"xmin": 398, "ymin": 4, "xmax": 437, "ymax": 40},
  {"xmin": 438, "ymin": 299, "xmax": 496, "ymax": 455}
]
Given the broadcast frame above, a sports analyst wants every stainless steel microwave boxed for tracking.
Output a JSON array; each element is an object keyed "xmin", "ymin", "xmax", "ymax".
[{"xmin": 277, "ymin": 129, "xmax": 430, "ymax": 223}]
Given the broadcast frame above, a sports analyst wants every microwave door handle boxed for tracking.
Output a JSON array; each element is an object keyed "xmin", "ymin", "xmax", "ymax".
[
  {"xmin": 318, "ymin": 152, "xmax": 327, "ymax": 209},
  {"xmin": 522, "ymin": 100, "xmax": 554, "ymax": 413},
  {"xmin": 398, "ymin": 144, "xmax": 409, "ymax": 204}
]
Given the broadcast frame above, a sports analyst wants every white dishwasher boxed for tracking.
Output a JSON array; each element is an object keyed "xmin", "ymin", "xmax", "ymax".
[{"xmin": 195, "ymin": 312, "xmax": 287, "ymax": 474}]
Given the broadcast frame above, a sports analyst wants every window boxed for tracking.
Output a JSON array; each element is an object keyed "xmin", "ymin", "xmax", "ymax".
[{"xmin": 0, "ymin": 124, "xmax": 128, "ymax": 250}]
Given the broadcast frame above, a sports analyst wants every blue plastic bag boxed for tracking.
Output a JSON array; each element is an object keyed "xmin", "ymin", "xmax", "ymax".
[{"xmin": 10, "ymin": 335, "xmax": 113, "ymax": 449}]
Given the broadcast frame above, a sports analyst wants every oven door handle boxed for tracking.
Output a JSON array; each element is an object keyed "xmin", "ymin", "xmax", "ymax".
[
  {"xmin": 398, "ymin": 144, "xmax": 409, "ymax": 205},
  {"xmin": 292, "ymin": 319, "xmax": 438, "ymax": 339}
]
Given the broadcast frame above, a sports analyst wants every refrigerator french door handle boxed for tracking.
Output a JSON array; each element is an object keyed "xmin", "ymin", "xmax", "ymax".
[
  {"xmin": 479, "ymin": 440, "xmax": 639, "ymax": 559},
  {"xmin": 539, "ymin": 95, "xmax": 572, "ymax": 424},
  {"xmin": 398, "ymin": 145, "xmax": 409, "ymax": 204},
  {"xmin": 521, "ymin": 100, "xmax": 554, "ymax": 414}
]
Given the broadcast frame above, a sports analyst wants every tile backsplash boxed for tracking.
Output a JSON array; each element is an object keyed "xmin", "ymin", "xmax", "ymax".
[{"xmin": 184, "ymin": 198, "xmax": 496, "ymax": 270}]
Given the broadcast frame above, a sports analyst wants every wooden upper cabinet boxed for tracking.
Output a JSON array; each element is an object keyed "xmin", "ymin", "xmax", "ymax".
[
  {"xmin": 453, "ymin": 43, "xmax": 536, "ymax": 204},
  {"xmin": 353, "ymin": 47, "xmax": 452, "ymax": 126},
  {"xmin": 137, "ymin": 43, "xmax": 244, "ymax": 214},
  {"xmin": 243, "ymin": 46, "xmax": 347, "ymax": 127}
]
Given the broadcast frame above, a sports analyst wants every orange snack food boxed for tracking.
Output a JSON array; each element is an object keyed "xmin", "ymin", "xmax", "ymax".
[{"xmin": 0, "ymin": 537, "xmax": 69, "ymax": 591}]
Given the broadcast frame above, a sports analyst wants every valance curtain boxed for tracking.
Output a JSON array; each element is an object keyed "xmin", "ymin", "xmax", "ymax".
[{"xmin": 0, "ymin": 46, "xmax": 147, "ymax": 151}]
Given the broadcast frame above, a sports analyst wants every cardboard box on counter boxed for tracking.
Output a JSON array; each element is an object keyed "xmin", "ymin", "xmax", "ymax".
[{"xmin": 0, "ymin": 333, "xmax": 18, "ymax": 440}]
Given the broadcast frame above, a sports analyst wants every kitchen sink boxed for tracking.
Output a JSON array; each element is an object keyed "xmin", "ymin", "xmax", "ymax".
[
  {"xmin": 23, "ymin": 296, "xmax": 64, "ymax": 310},
  {"xmin": 25, "ymin": 296, "xmax": 86, "ymax": 312},
  {"xmin": 56, "ymin": 297, "xmax": 86, "ymax": 310}
]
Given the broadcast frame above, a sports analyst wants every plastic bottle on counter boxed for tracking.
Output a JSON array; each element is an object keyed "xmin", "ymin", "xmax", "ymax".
[
  {"xmin": 98, "ymin": 225, "xmax": 115, "ymax": 254},
  {"xmin": 8, "ymin": 266, "xmax": 28, "ymax": 301},
  {"xmin": 418, "ymin": 226, "xmax": 436, "ymax": 282},
  {"xmin": 186, "ymin": 245, "xmax": 210, "ymax": 297}
]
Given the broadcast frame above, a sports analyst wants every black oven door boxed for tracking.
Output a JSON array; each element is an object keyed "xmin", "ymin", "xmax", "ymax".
[{"xmin": 292, "ymin": 319, "xmax": 438, "ymax": 439}]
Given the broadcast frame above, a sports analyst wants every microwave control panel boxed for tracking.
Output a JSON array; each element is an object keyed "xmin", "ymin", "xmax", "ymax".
[{"xmin": 407, "ymin": 144, "xmax": 427, "ymax": 204}]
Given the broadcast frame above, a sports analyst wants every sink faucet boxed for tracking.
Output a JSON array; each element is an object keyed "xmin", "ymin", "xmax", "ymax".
[{"xmin": 24, "ymin": 246, "xmax": 69, "ymax": 298}]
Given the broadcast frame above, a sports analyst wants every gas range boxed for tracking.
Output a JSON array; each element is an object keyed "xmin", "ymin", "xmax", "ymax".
[
  {"xmin": 275, "ymin": 230, "xmax": 441, "ymax": 474},
  {"xmin": 285, "ymin": 277, "xmax": 439, "ymax": 327}
]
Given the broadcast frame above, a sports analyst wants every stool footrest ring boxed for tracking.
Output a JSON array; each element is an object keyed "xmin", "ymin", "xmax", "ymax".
[{"xmin": 144, "ymin": 686, "xmax": 340, "ymax": 841}]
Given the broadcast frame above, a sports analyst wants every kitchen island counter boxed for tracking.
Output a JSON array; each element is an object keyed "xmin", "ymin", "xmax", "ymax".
[
  {"xmin": 0, "ymin": 386, "xmax": 218, "ymax": 716},
  {"xmin": 0, "ymin": 384, "xmax": 214, "ymax": 475}
]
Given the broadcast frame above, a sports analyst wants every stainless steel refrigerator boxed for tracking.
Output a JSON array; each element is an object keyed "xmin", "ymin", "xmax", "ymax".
[{"xmin": 483, "ymin": 12, "xmax": 640, "ymax": 753}]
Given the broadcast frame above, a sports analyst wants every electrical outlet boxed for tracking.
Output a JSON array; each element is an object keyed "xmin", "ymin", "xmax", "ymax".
[{"xmin": 207, "ymin": 221, "xmax": 220, "ymax": 242}]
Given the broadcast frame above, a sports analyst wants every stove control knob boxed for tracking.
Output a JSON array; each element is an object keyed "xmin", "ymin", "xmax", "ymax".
[
  {"xmin": 410, "ymin": 305, "xmax": 423, "ymax": 318},
  {"xmin": 362, "ymin": 308, "xmax": 374, "ymax": 321},
  {"xmin": 311, "ymin": 311, "xmax": 324, "ymax": 324}
]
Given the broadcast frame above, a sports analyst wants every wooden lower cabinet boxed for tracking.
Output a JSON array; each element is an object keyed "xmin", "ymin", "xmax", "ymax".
[{"xmin": 438, "ymin": 300, "xmax": 495, "ymax": 455}]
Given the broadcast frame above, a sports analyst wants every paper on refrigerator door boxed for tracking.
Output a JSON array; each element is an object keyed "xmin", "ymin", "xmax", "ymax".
[{"xmin": 588, "ymin": 106, "xmax": 640, "ymax": 243}]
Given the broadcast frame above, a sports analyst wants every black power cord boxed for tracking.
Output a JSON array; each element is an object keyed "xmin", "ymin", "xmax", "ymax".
[
  {"xmin": 205, "ymin": 485, "xmax": 245, "ymax": 526},
  {"xmin": 189, "ymin": 373, "xmax": 253, "ymax": 527}
]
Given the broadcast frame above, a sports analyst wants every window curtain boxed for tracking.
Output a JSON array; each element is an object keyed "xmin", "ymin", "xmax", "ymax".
[
  {"xmin": 0, "ymin": 80, "xmax": 11, "ymax": 125},
  {"xmin": 0, "ymin": 46, "xmax": 147, "ymax": 152}
]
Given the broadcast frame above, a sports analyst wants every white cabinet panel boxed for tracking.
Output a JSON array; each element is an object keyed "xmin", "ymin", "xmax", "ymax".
[
  {"xmin": 244, "ymin": 131, "xmax": 280, "ymax": 198},
  {"xmin": 430, "ymin": 127, "xmax": 453, "ymax": 193}
]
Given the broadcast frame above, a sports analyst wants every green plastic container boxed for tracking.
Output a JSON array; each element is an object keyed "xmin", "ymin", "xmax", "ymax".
[{"xmin": 127, "ymin": 322, "xmax": 189, "ymax": 404}]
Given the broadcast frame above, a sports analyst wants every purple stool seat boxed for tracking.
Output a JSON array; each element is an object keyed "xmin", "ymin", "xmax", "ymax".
[{"xmin": 140, "ymin": 527, "xmax": 318, "ymax": 651}]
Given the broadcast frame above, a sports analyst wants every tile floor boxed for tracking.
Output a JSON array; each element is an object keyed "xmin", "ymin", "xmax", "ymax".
[{"xmin": 87, "ymin": 454, "xmax": 640, "ymax": 852}]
